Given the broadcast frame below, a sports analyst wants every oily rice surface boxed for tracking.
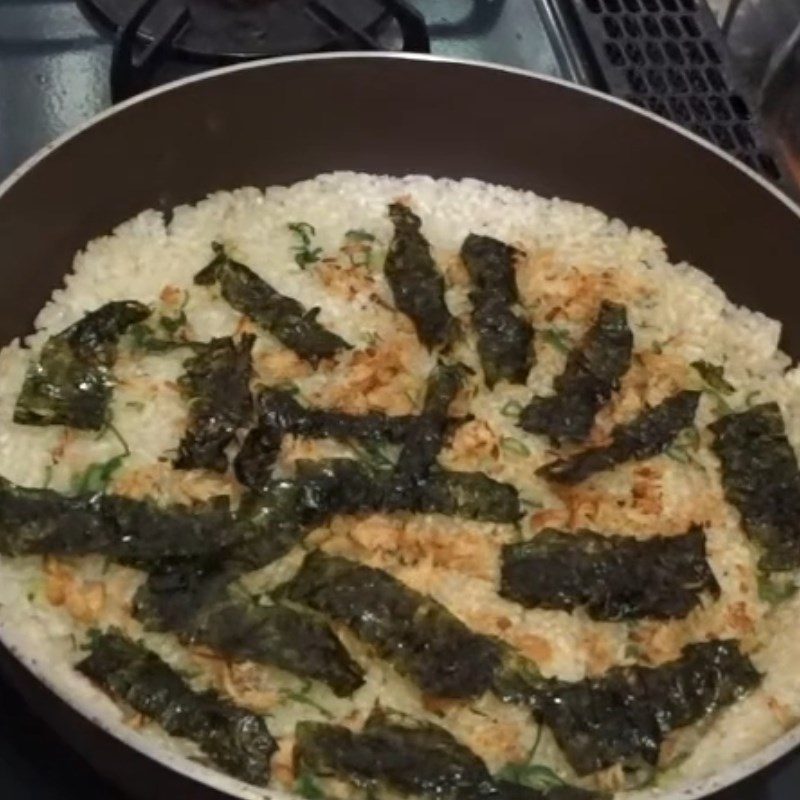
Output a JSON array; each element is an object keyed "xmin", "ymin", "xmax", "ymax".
[{"xmin": 0, "ymin": 172, "xmax": 799, "ymax": 797}]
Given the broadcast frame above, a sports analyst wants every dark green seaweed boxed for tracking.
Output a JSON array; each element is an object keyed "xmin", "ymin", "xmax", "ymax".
[
  {"xmin": 295, "ymin": 710, "xmax": 601, "ymax": 800},
  {"xmin": 0, "ymin": 453, "xmax": 518, "ymax": 578},
  {"xmin": 134, "ymin": 565, "xmax": 365, "ymax": 696},
  {"xmin": 14, "ymin": 301, "xmax": 150, "ymax": 430},
  {"xmin": 538, "ymin": 390, "xmax": 700, "ymax": 484},
  {"xmin": 77, "ymin": 629, "xmax": 276, "ymax": 784},
  {"xmin": 0, "ymin": 477, "xmax": 247, "ymax": 566},
  {"xmin": 517, "ymin": 640, "xmax": 760, "ymax": 776},
  {"xmin": 394, "ymin": 362, "xmax": 467, "ymax": 480},
  {"xmin": 174, "ymin": 335, "xmax": 255, "ymax": 472},
  {"xmin": 282, "ymin": 556, "xmax": 757, "ymax": 777},
  {"xmin": 520, "ymin": 301, "xmax": 632, "ymax": 443},
  {"xmin": 195, "ymin": 243, "xmax": 350, "ymax": 363},
  {"xmin": 710, "ymin": 403, "xmax": 800, "ymax": 571},
  {"xmin": 500, "ymin": 526, "xmax": 720, "ymax": 620},
  {"xmin": 234, "ymin": 387, "xmax": 414, "ymax": 489},
  {"xmin": 279, "ymin": 551, "xmax": 504, "ymax": 698},
  {"xmin": 384, "ymin": 203, "xmax": 456, "ymax": 348},
  {"xmin": 461, "ymin": 234, "xmax": 534, "ymax": 388}
]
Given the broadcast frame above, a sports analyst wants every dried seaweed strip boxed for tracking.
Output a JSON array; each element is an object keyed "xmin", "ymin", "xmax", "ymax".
[
  {"xmin": 461, "ymin": 234, "xmax": 534, "ymax": 388},
  {"xmin": 234, "ymin": 387, "xmax": 414, "ymax": 489},
  {"xmin": 14, "ymin": 301, "xmax": 150, "ymax": 430},
  {"xmin": 384, "ymin": 203, "xmax": 455, "ymax": 348},
  {"xmin": 77, "ymin": 630, "xmax": 277, "ymax": 784},
  {"xmin": 135, "ymin": 565, "xmax": 364, "ymax": 696},
  {"xmin": 279, "ymin": 551, "xmax": 504, "ymax": 698},
  {"xmin": 295, "ymin": 710, "xmax": 602, "ymax": 800},
  {"xmin": 520, "ymin": 302, "xmax": 632, "ymax": 442},
  {"xmin": 521, "ymin": 640, "xmax": 760, "ymax": 776},
  {"xmin": 395, "ymin": 362, "xmax": 467, "ymax": 480},
  {"xmin": 0, "ymin": 478, "xmax": 246, "ymax": 566},
  {"xmin": 710, "ymin": 402, "xmax": 800, "ymax": 571},
  {"xmin": 195, "ymin": 243, "xmax": 350, "ymax": 363},
  {"xmin": 538, "ymin": 390, "xmax": 700, "ymax": 484},
  {"xmin": 174, "ymin": 334, "xmax": 255, "ymax": 472},
  {"xmin": 500, "ymin": 526, "xmax": 719, "ymax": 620}
]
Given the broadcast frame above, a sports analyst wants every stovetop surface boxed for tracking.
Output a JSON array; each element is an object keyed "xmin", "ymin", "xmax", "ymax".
[{"xmin": 0, "ymin": 2, "xmax": 798, "ymax": 798}]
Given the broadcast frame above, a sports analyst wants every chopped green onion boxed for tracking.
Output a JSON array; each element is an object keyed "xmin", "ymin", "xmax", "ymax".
[
  {"xmin": 501, "ymin": 400, "xmax": 524, "ymax": 418},
  {"xmin": 500, "ymin": 436, "xmax": 531, "ymax": 457},
  {"xmin": 541, "ymin": 328, "xmax": 571, "ymax": 355}
]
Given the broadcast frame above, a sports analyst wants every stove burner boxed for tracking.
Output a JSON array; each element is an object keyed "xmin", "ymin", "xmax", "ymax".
[{"xmin": 79, "ymin": 0, "xmax": 430, "ymax": 100}]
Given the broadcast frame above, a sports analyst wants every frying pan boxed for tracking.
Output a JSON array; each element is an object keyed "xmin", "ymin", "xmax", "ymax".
[{"xmin": 0, "ymin": 53, "xmax": 799, "ymax": 800}]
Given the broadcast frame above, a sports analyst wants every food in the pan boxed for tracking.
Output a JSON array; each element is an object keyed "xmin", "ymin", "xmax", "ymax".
[
  {"xmin": 14, "ymin": 301, "xmax": 150, "ymax": 430},
  {"xmin": 0, "ymin": 173, "xmax": 797, "ymax": 798},
  {"xmin": 77, "ymin": 629, "xmax": 278, "ymax": 784},
  {"xmin": 385, "ymin": 202, "xmax": 455, "ymax": 347},
  {"xmin": 499, "ymin": 526, "xmax": 720, "ymax": 620},
  {"xmin": 461, "ymin": 234, "xmax": 535, "ymax": 388},
  {"xmin": 174, "ymin": 334, "xmax": 255, "ymax": 472},
  {"xmin": 280, "ymin": 550, "xmax": 507, "ymax": 699},
  {"xmin": 537, "ymin": 390, "xmax": 701, "ymax": 484},
  {"xmin": 196, "ymin": 241, "xmax": 351, "ymax": 362},
  {"xmin": 295, "ymin": 709, "xmax": 602, "ymax": 800},
  {"xmin": 134, "ymin": 565, "xmax": 366, "ymax": 696},
  {"xmin": 519, "ymin": 301, "xmax": 632, "ymax": 443},
  {"xmin": 710, "ymin": 403, "xmax": 800, "ymax": 571}
]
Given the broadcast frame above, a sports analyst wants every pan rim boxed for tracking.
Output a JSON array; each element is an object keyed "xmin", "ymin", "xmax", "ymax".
[{"xmin": 0, "ymin": 51, "xmax": 798, "ymax": 800}]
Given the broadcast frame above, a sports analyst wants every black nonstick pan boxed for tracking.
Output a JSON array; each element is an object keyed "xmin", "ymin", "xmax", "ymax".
[{"xmin": 0, "ymin": 54, "xmax": 799, "ymax": 800}]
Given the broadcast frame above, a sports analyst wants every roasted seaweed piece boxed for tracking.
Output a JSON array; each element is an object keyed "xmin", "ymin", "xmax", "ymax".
[
  {"xmin": 134, "ymin": 565, "xmax": 364, "ymax": 696},
  {"xmin": 538, "ymin": 390, "xmax": 700, "ymax": 484},
  {"xmin": 710, "ymin": 403, "xmax": 800, "ymax": 571},
  {"xmin": 14, "ymin": 301, "xmax": 150, "ymax": 430},
  {"xmin": 279, "ymin": 551, "xmax": 503, "ymax": 698},
  {"xmin": 195, "ymin": 243, "xmax": 350, "ymax": 363},
  {"xmin": 77, "ymin": 629, "xmax": 276, "ymax": 784},
  {"xmin": 384, "ymin": 203, "xmax": 455, "ymax": 348},
  {"xmin": 520, "ymin": 301, "xmax": 632, "ymax": 442},
  {"xmin": 408, "ymin": 470, "xmax": 521, "ymax": 522},
  {"xmin": 0, "ymin": 477, "xmax": 247, "ymax": 566},
  {"xmin": 174, "ymin": 334, "xmax": 255, "ymax": 472},
  {"xmin": 395, "ymin": 362, "xmax": 466, "ymax": 480},
  {"xmin": 461, "ymin": 234, "xmax": 534, "ymax": 388},
  {"xmin": 520, "ymin": 640, "xmax": 760, "ymax": 776},
  {"xmin": 500, "ymin": 526, "xmax": 720, "ymax": 620},
  {"xmin": 295, "ymin": 710, "xmax": 601, "ymax": 800},
  {"xmin": 234, "ymin": 387, "xmax": 414, "ymax": 489}
]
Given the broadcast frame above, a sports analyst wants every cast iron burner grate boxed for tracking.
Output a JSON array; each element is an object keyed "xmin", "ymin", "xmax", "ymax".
[
  {"xmin": 80, "ymin": 0, "xmax": 429, "ymax": 101},
  {"xmin": 555, "ymin": 0, "xmax": 785, "ymax": 184}
]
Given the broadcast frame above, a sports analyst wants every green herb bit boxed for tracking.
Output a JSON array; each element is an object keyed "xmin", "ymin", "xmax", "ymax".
[
  {"xmin": 691, "ymin": 360, "xmax": 735, "ymax": 395},
  {"xmin": 281, "ymin": 685, "xmax": 334, "ymax": 720},
  {"xmin": 294, "ymin": 769, "xmax": 326, "ymax": 800},
  {"xmin": 500, "ymin": 436, "xmax": 531, "ymax": 457},
  {"xmin": 541, "ymin": 328, "xmax": 571, "ymax": 355},
  {"xmin": 519, "ymin": 496, "xmax": 542, "ymax": 510},
  {"xmin": 345, "ymin": 229, "xmax": 376, "ymax": 243},
  {"xmin": 349, "ymin": 440, "xmax": 394, "ymax": 471},
  {"xmin": 72, "ymin": 453, "xmax": 128, "ymax": 494},
  {"xmin": 497, "ymin": 761, "xmax": 566, "ymax": 791},
  {"xmin": 758, "ymin": 572, "xmax": 799, "ymax": 605},
  {"xmin": 501, "ymin": 400, "xmax": 524, "ymax": 418},
  {"xmin": 745, "ymin": 390, "xmax": 762, "ymax": 408},
  {"xmin": 289, "ymin": 222, "xmax": 322, "ymax": 270}
]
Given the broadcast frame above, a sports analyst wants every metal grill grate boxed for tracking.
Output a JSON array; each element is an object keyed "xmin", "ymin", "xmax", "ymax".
[{"xmin": 559, "ymin": 0, "xmax": 784, "ymax": 183}]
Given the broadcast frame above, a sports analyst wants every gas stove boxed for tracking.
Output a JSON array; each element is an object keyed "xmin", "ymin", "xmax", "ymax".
[{"xmin": 0, "ymin": 2, "xmax": 798, "ymax": 798}]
